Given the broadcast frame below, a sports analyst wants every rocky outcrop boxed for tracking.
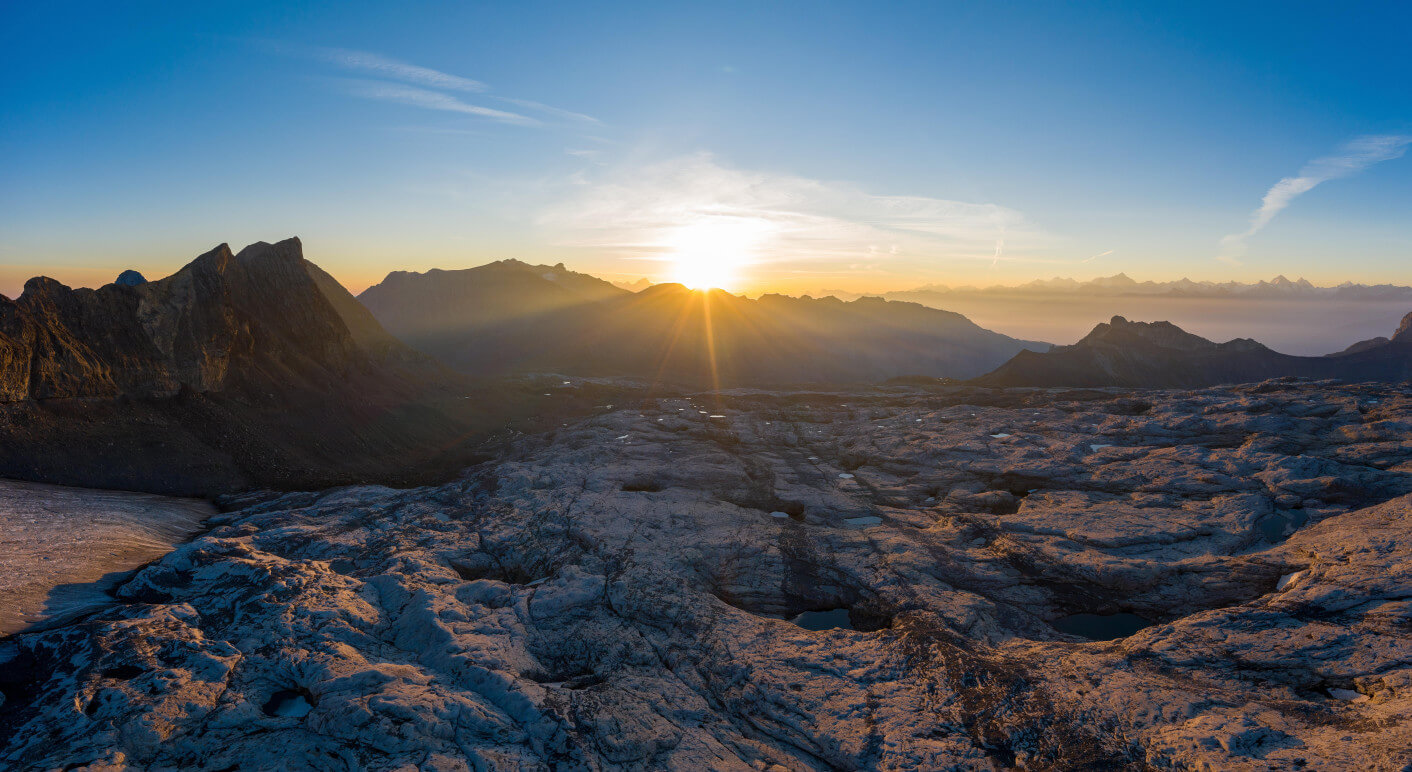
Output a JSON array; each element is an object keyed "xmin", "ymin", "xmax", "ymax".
[
  {"xmin": 1394, "ymin": 311, "xmax": 1412, "ymax": 343},
  {"xmin": 977, "ymin": 314, "xmax": 1412, "ymax": 388},
  {"xmin": 0, "ymin": 238, "xmax": 385, "ymax": 401},
  {"xmin": 3, "ymin": 378, "xmax": 1410, "ymax": 769},
  {"xmin": 0, "ymin": 239, "xmax": 588, "ymax": 495},
  {"xmin": 359, "ymin": 263, "xmax": 1051, "ymax": 386}
]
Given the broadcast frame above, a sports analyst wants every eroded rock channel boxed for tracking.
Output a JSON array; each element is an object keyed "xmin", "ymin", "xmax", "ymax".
[{"xmin": 2, "ymin": 379, "xmax": 1411, "ymax": 769}]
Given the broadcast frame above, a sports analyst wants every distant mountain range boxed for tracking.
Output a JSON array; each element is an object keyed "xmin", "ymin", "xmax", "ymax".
[
  {"xmin": 880, "ymin": 274, "xmax": 1412, "ymax": 301},
  {"xmin": 974, "ymin": 312, "xmax": 1412, "ymax": 388},
  {"xmin": 358, "ymin": 260, "xmax": 1050, "ymax": 386},
  {"xmin": 611, "ymin": 278, "xmax": 654, "ymax": 292}
]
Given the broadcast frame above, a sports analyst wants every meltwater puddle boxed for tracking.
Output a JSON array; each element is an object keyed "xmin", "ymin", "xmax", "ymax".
[
  {"xmin": 0, "ymin": 479, "xmax": 215, "ymax": 635},
  {"xmin": 1052, "ymin": 612, "xmax": 1154, "ymax": 641},
  {"xmin": 790, "ymin": 608, "xmax": 855, "ymax": 631}
]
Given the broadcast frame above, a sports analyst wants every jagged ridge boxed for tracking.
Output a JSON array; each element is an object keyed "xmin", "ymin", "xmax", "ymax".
[{"xmin": 0, "ymin": 239, "xmax": 576, "ymax": 495}]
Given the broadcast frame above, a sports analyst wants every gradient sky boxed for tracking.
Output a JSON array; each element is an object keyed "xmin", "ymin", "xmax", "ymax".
[{"xmin": 2, "ymin": 0, "xmax": 1410, "ymax": 297}]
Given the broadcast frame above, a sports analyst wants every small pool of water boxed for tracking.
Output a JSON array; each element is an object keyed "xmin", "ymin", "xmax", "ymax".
[
  {"xmin": 262, "ymin": 689, "xmax": 315, "ymax": 718},
  {"xmin": 1257, "ymin": 509, "xmax": 1310, "ymax": 542},
  {"xmin": 1053, "ymin": 612, "xmax": 1153, "ymax": 641},
  {"xmin": 790, "ymin": 608, "xmax": 854, "ymax": 631}
]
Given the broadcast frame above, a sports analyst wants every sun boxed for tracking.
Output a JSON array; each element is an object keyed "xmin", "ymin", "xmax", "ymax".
[{"xmin": 663, "ymin": 217, "xmax": 769, "ymax": 291}]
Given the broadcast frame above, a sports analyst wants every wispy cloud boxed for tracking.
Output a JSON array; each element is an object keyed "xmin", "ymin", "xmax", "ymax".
[
  {"xmin": 336, "ymin": 79, "xmax": 537, "ymax": 125},
  {"xmin": 1081, "ymin": 249, "xmax": 1113, "ymax": 263},
  {"xmin": 1220, "ymin": 134, "xmax": 1411, "ymax": 260},
  {"xmin": 269, "ymin": 43, "xmax": 598, "ymax": 127},
  {"xmin": 313, "ymin": 47, "xmax": 487, "ymax": 92},
  {"xmin": 494, "ymin": 97, "xmax": 601, "ymax": 125},
  {"xmin": 539, "ymin": 153, "xmax": 1051, "ymax": 280}
]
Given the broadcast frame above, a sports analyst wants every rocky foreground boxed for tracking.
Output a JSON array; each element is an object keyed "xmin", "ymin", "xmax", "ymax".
[{"xmin": 3, "ymin": 379, "xmax": 1412, "ymax": 770}]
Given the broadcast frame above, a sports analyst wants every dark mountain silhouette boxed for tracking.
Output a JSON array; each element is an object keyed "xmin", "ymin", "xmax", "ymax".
[
  {"xmin": 974, "ymin": 314, "xmax": 1412, "ymax": 388},
  {"xmin": 360, "ymin": 260, "xmax": 628, "ymax": 343},
  {"xmin": 357, "ymin": 260, "xmax": 1050, "ymax": 386},
  {"xmin": 0, "ymin": 239, "xmax": 602, "ymax": 495},
  {"xmin": 0, "ymin": 239, "xmax": 417, "ymax": 402}
]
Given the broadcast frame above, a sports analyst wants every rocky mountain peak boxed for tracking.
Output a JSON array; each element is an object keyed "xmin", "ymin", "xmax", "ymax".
[
  {"xmin": 0, "ymin": 237, "xmax": 413, "ymax": 403},
  {"xmin": 1394, "ymin": 311, "xmax": 1412, "ymax": 342},
  {"xmin": 0, "ymin": 237, "xmax": 485, "ymax": 494},
  {"xmin": 1076, "ymin": 316, "xmax": 1218, "ymax": 352},
  {"xmin": 18, "ymin": 275, "xmax": 71, "ymax": 300}
]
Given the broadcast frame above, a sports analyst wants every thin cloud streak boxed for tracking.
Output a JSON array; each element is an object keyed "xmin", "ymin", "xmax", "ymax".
[
  {"xmin": 1220, "ymin": 134, "xmax": 1411, "ymax": 259},
  {"xmin": 494, "ymin": 97, "xmax": 601, "ymax": 124},
  {"xmin": 314, "ymin": 47, "xmax": 488, "ymax": 92},
  {"xmin": 270, "ymin": 43, "xmax": 599, "ymax": 127},
  {"xmin": 337, "ymin": 79, "xmax": 538, "ymax": 125}
]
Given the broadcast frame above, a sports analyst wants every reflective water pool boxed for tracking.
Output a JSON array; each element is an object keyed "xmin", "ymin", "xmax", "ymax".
[{"xmin": 1053, "ymin": 612, "xmax": 1153, "ymax": 641}]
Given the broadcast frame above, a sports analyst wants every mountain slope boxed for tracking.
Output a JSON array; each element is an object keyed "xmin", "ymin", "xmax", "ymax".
[
  {"xmin": 358, "ymin": 263, "xmax": 1050, "ymax": 385},
  {"xmin": 0, "ymin": 239, "xmax": 567, "ymax": 495},
  {"xmin": 974, "ymin": 315, "xmax": 1412, "ymax": 388},
  {"xmin": 358, "ymin": 259, "xmax": 629, "ymax": 342}
]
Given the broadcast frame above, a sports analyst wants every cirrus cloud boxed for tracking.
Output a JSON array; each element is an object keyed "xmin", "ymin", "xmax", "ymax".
[
  {"xmin": 335, "ymin": 79, "xmax": 538, "ymax": 126},
  {"xmin": 1220, "ymin": 134, "xmax": 1411, "ymax": 262},
  {"xmin": 265, "ymin": 42, "xmax": 598, "ymax": 127}
]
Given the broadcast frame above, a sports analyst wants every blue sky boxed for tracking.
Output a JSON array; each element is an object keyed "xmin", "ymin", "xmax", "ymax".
[{"xmin": 2, "ymin": 0, "xmax": 1409, "ymax": 296}]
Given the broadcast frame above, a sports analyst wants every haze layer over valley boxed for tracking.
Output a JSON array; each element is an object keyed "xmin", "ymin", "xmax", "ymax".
[{"xmin": 850, "ymin": 276, "xmax": 1412, "ymax": 355}]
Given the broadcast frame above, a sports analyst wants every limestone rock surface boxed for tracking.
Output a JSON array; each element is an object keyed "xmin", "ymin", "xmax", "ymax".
[{"xmin": 2, "ymin": 379, "xmax": 1411, "ymax": 769}]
